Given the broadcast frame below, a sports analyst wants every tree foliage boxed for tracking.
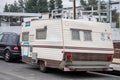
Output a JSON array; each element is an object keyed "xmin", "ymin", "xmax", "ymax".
[
  {"xmin": 3, "ymin": 0, "xmax": 62, "ymax": 13},
  {"xmin": 24, "ymin": 0, "xmax": 49, "ymax": 13},
  {"xmin": 37, "ymin": 0, "xmax": 48, "ymax": 13},
  {"xmin": 4, "ymin": 0, "xmax": 49, "ymax": 13},
  {"xmin": 88, "ymin": 0, "xmax": 98, "ymax": 6},
  {"xmin": 4, "ymin": 3, "xmax": 9, "ymax": 12},
  {"xmin": 49, "ymin": 0, "xmax": 63, "ymax": 13},
  {"xmin": 80, "ymin": 0, "xmax": 86, "ymax": 6},
  {"xmin": 24, "ymin": 0, "xmax": 38, "ymax": 13},
  {"xmin": 56, "ymin": 0, "xmax": 63, "ymax": 9},
  {"xmin": 9, "ymin": 1, "xmax": 19, "ymax": 12},
  {"xmin": 80, "ymin": 0, "xmax": 98, "ymax": 10},
  {"xmin": 112, "ymin": 9, "xmax": 119, "ymax": 28},
  {"xmin": 116, "ymin": 19, "xmax": 120, "ymax": 28},
  {"xmin": 112, "ymin": 9, "xmax": 119, "ymax": 22},
  {"xmin": 4, "ymin": 1, "xmax": 20, "ymax": 12},
  {"xmin": 18, "ymin": 0, "xmax": 24, "ymax": 12},
  {"xmin": 49, "ymin": 0, "xmax": 55, "ymax": 13}
]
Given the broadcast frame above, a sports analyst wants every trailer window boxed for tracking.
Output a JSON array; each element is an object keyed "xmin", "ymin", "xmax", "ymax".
[
  {"xmin": 25, "ymin": 22, "xmax": 30, "ymax": 27},
  {"xmin": 22, "ymin": 32, "xmax": 29, "ymax": 41},
  {"xmin": 84, "ymin": 31, "xmax": 92, "ymax": 41},
  {"xmin": 36, "ymin": 29, "xmax": 47, "ymax": 39},
  {"xmin": 71, "ymin": 29, "xmax": 80, "ymax": 40}
]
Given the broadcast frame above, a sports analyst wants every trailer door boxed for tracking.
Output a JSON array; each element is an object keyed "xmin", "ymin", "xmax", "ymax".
[{"xmin": 21, "ymin": 32, "xmax": 30, "ymax": 58}]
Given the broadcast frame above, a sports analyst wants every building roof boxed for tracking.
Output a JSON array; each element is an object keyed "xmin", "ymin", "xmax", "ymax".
[{"xmin": 0, "ymin": 12, "xmax": 43, "ymax": 17}]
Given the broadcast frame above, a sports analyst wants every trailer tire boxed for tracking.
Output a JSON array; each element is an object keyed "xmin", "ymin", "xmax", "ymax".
[{"xmin": 39, "ymin": 61, "xmax": 48, "ymax": 73}]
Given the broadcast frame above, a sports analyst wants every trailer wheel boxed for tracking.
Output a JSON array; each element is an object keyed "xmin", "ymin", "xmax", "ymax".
[{"xmin": 39, "ymin": 61, "xmax": 48, "ymax": 73}]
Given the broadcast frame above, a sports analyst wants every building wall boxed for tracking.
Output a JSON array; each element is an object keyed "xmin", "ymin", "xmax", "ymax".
[{"xmin": 113, "ymin": 42, "xmax": 120, "ymax": 58}]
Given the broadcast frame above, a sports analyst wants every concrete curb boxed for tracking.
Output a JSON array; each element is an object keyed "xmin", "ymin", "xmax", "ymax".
[
  {"xmin": 112, "ymin": 62, "xmax": 120, "ymax": 65},
  {"xmin": 110, "ymin": 64, "xmax": 120, "ymax": 71}
]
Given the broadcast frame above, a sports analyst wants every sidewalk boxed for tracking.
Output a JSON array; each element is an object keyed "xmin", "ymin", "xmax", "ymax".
[{"xmin": 110, "ymin": 58, "xmax": 120, "ymax": 71}]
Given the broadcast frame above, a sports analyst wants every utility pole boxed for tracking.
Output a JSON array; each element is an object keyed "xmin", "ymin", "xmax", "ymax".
[
  {"xmin": 109, "ymin": 0, "xmax": 112, "ymax": 27},
  {"xmin": 0, "ymin": 16, "xmax": 1, "ymax": 27},
  {"xmin": 107, "ymin": 0, "xmax": 111, "ymax": 23},
  {"xmin": 73, "ymin": 0, "xmax": 76, "ymax": 19},
  {"xmin": 98, "ymin": 0, "xmax": 101, "ymax": 22},
  {"xmin": 8, "ymin": 4, "xmax": 11, "ymax": 27},
  {"xmin": 69, "ymin": 0, "xmax": 76, "ymax": 19},
  {"xmin": 54, "ymin": 0, "xmax": 58, "ymax": 19}
]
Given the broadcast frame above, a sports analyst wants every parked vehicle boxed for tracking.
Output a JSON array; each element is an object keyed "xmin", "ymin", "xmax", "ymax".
[
  {"xmin": 21, "ymin": 19, "xmax": 114, "ymax": 72},
  {"xmin": 0, "ymin": 32, "xmax": 21, "ymax": 62}
]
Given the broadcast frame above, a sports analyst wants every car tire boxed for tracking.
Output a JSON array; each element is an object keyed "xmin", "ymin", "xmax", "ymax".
[
  {"xmin": 4, "ymin": 50, "xmax": 11, "ymax": 62},
  {"xmin": 39, "ymin": 61, "xmax": 48, "ymax": 73}
]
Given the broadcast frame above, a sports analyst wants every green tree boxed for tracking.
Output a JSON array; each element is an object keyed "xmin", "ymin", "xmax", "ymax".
[
  {"xmin": 112, "ymin": 9, "xmax": 119, "ymax": 28},
  {"xmin": 81, "ymin": 0, "xmax": 98, "ymax": 10},
  {"xmin": 80, "ymin": 0, "xmax": 86, "ymax": 6},
  {"xmin": 25, "ymin": 0, "xmax": 38, "ymax": 13},
  {"xmin": 18, "ymin": 0, "xmax": 24, "ymax": 12},
  {"xmin": 112, "ymin": 9, "xmax": 118, "ymax": 22},
  {"xmin": 9, "ymin": 1, "xmax": 19, "ymax": 12},
  {"xmin": 116, "ymin": 19, "xmax": 120, "ymax": 28},
  {"xmin": 56, "ymin": 0, "xmax": 63, "ymax": 9},
  {"xmin": 88, "ymin": 0, "xmax": 98, "ymax": 6},
  {"xmin": 4, "ymin": 3, "xmax": 9, "ymax": 12},
  {"xmin": 49, "ymin": 0, "xmax": 63, "ymax": 13},
  {"xmin": 9, "ymin": 4, "xmax": 15, "ymax": 12},
  {"xmin": 37, "ymin": 0, "xmax": 48, "ymax": 13},
  {"xmin": 88, "ymin": 0, "xmax": 98, "ymax": 10},
  {"xmin": 49, "ymin": 0, "xmax": 55, "ymax": 13},
  {"xmin": 24, "ymin": 0, "xmax": 48, "ymax": 13}
]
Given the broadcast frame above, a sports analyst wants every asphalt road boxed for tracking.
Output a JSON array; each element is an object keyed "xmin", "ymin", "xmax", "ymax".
[{"xmin": 0, "ymin": 58, "xmax": 120, "ymax": 80}]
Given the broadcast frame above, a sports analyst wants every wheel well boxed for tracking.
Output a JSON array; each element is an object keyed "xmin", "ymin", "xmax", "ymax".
[
  {"xmin": 37, "ymin": 60, "xmax": 46, "ymax": 66},
  {"xmin": 37, "ymin": 60, "xmax": 43, "ymax": 64},
  {"xmin": 4, "ymin": 46, "xmax": 11, "ymax": 53}
]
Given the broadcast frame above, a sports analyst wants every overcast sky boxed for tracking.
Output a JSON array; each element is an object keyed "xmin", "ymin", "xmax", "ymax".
[{"xmin": 0, "ymin": 0, "xmax": 80, "ymax": 12}]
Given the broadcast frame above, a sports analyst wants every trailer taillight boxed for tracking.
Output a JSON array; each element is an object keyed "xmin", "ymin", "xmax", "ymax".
[
  {"xmin": 66, "ymin": 54, "xmax": 72, "ymax": 59},
  {"xmin": 65, "ymin": 53, "xmax": 72, "ymax": 63},
  {"xmin": 107, "ymin": 55, "xmax": 112, "ymax": 61},
  {"xmin": 13, "ymin": 46, "xmax": 18, "ymax": 52}
]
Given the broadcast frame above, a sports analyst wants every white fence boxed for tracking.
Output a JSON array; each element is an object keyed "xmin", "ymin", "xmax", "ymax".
[{"xmin": 112, "ymin": 28, "xmax": 120, "ymax": 42}]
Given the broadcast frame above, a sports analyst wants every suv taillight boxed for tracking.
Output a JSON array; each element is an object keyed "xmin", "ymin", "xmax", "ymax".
[{"xmin": 13, "ymin": 46, "xmax": 18, "ymax": 52}]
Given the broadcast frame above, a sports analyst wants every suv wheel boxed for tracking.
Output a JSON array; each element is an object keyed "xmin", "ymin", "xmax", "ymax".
[{"xmin": 4, "ymin": 50, "xmax": 11, "ymax": 62}]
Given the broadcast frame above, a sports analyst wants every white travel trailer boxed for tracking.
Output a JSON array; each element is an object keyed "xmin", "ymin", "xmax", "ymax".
[{"xmin": 20, "ymin": 19, "xmax": 114, "ymax": 72}]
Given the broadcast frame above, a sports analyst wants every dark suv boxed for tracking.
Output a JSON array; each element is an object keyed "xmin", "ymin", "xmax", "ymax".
[{"xmin": 0, "ymin": 32, "xmax": 21, "ymax": 62}]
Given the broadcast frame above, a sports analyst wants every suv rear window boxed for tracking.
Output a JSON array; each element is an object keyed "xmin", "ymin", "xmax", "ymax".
[
  {"xmin": 1, "ymin": 34, "xmax": 9, "ymax": 42},
  {"xmin": 11, "ymin": 35, "xmax": 20, "ymax": 45}
]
